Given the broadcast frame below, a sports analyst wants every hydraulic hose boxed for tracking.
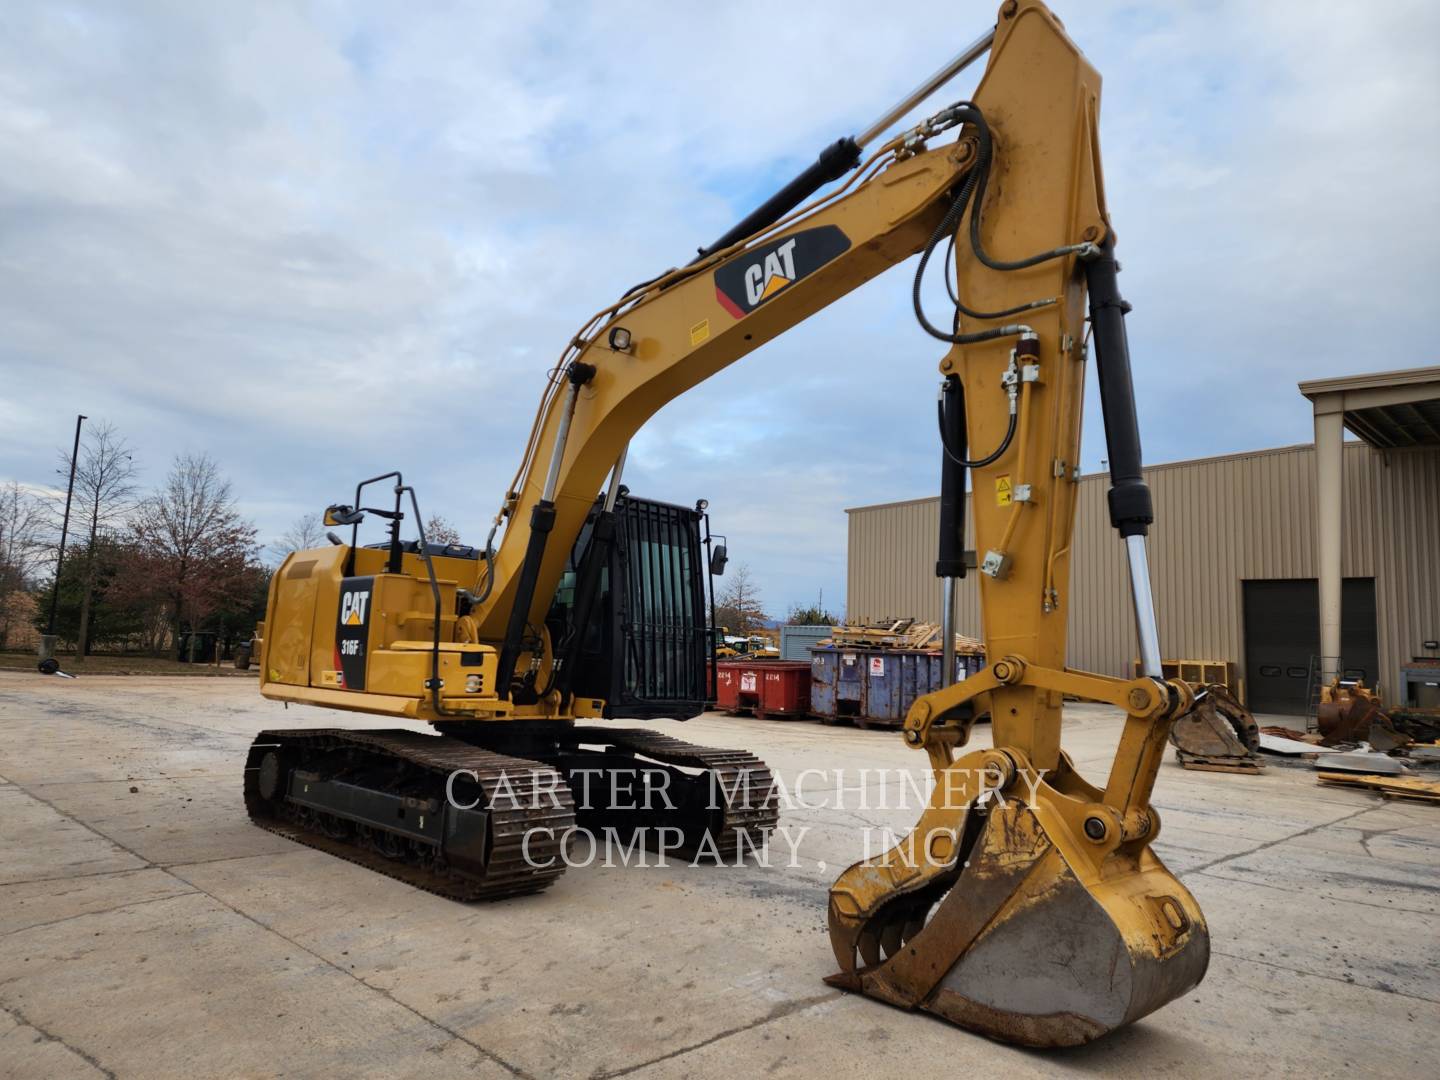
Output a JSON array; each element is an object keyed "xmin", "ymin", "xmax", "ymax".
[
  {"xmin": 912, "ymin": 103, "xmax": 1094, "ymax": 345},
  {"xmin": 938, "ymin": 393, "xmax": 1016, "ymax": 468},
  {"xmin": 913, "ymin": 164, "xmax": 1044, "ymax": 344},
  {"xmin": 963, "ymin": 106, "xmax": 1095, "ymax": 272},
  {"xmin": 472, "ymin": 520, "xmax": 500, "ymax": 605}
]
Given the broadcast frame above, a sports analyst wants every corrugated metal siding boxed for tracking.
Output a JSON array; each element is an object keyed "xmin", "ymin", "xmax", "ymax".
[
  {"xmin": 779, "ymin": 624, "xmax": 832, "ymax": 661},
  {"xmin": 848, "ymin": 443, "xmax": 1439, "ymax": 695}
]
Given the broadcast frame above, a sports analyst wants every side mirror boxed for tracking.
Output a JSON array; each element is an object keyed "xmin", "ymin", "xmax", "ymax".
[
  {"xmin": 325, "ymin": 504, "xmax": 364, "ymax": 527},
  {"xmin": 709, "ymin": 543, "xmax": 728, "ymax": 577}
]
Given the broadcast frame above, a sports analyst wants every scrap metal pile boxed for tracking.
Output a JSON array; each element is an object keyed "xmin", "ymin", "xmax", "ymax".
[{"xmin": 1170, "ymin": 676, "xmax": 1440, "ymax": 803}]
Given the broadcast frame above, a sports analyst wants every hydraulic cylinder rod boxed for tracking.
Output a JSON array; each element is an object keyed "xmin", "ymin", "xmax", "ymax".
[
  {"xmin": 1125, "ymin": 535, "xmax": 1163, "ymax": 678},
  {"xmin": 698, "ymin": 28, "xmax": 995, "ymax": 259},
  {"xmin": 855, "ymin": 29, "xmax": 996, "ymax": 148}
]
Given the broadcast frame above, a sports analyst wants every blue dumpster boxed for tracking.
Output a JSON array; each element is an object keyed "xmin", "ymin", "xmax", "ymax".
[{"xmin": 809, "ymin": 646, "xmax": 985, "ymax": 728}]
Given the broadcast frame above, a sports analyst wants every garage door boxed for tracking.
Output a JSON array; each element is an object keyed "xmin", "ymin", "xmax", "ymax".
[{"xmin": 1242, "ymin": 579, "xmax": 1378, "ymax": 716}]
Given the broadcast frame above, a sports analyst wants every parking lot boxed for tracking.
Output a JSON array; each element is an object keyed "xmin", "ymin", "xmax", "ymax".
[{"xmin": 1, "ymin": 671, "xmax": 1436, "ymax": 1078}]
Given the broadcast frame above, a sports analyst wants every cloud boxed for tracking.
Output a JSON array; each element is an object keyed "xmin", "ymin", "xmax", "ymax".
[{"xmin": 1, "ymin": 0, "xmax": 1436, "ymax": 619}]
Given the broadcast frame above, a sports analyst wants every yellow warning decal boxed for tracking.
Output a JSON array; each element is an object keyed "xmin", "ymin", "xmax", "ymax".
[
  {"xmin": 689, "ymin": 319, "xmax": 710, "ymax": 347},
  {"xmin": 995, "ymin": 475, "xmax": 1013, "ymax": 506}
]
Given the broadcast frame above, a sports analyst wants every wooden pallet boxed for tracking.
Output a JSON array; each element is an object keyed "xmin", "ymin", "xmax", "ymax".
[
  {"xmin": 824, "ymin": 619, "xmax": 984, "ymax": 654},
  {"xmin": 1134, "ymin": 658, "xmax": 1242, "ymax": 702},
  {"xmin": 1315, "ymin": 772, "xmax": 1440, "ymax": 804}
]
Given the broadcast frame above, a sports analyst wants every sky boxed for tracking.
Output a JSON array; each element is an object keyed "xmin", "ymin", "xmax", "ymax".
[{"xmin": 2, "ymin": 0, "xmax": 1437, "ymax": 619}]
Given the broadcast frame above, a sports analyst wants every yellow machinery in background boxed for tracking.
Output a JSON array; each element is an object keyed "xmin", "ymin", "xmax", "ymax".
[{"xmin": 245, "ymin": 0, "xmax": 1207, "ymax": 1047}]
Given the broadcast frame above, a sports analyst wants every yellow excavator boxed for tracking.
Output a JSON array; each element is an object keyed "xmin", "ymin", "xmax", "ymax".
[{"xmin": 245, "ymin": 0, "xmax": 1207, "ymax": 1048}]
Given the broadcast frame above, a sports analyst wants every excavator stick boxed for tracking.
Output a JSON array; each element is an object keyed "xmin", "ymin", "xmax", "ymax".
[{"xmin": 825, "ymin": 0, "xmax": 1211, "ymax": 1043}]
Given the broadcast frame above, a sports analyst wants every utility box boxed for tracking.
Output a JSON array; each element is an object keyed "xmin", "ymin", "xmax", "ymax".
[
  {"xmin": 715, "ymin": 660, "xmax": 811, "ymax": 720},
  {"xmin": 809, "ymin": 647, "xmax": 985, "ymax": 728},
  {"xmin": 780, "ymin": 624, "xmax": 832, "ymax": 661}
]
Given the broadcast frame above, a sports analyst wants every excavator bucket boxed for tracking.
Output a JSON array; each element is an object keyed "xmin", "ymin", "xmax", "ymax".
[
  {"xmin": 1365, "ymin": 715, "xmax": 1412, "ymax": 753},
  {"xmin": 827, "ymin": 748, "xmax": 1209, "ymax": 1048},
  {"xmin": 1316, "ymin": 682, "xmax": 1398, "ymax": 747},
  {"xmin": 1169, "ymin": 686, "xmax": 1263, "ymax": 773},
  {"xmin": 1317, "ymin": 695, "xmax": 1370, "ymax": 744}
]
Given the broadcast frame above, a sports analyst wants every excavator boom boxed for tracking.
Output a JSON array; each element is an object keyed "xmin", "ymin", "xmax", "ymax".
[{"xmin": 246, "ymin": 0, "xmax": 1208, "ymax": 1049}]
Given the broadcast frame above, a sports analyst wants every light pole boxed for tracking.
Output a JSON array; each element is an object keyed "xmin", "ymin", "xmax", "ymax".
[{"xmin": 39, "ymin": 413, "xmax": 86, "ymax": 669}]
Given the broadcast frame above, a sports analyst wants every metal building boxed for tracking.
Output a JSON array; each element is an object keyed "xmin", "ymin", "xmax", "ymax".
[{"xmin": 846, "ymin": 368, "xmax": 1440, "ymax": 714}]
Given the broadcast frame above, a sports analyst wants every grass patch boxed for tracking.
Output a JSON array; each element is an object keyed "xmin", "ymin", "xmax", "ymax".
[{"xmin": 0, "ymin": 651, "xmax": 257, "ymax": 677}]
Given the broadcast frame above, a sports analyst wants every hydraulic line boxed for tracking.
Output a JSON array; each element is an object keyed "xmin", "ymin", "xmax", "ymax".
[
  {"xmin": 941, "ymin": 204, "xmax": 1053, "ymax": 322},
  {"xmin": 472, "ymin": 519, "xmax": 501, "ymax": 605},
  {"xmin": 993, "ymin": 365, "xmax": 1035, "ymax": 557},
  {"xmin": 963, "ymin": 106, "xmax": 1094, "ymax": 272},
  {"xmin": 938, "ymin": 393, "xmax": 1015, "ymax": 469},
  {"xmin": 913, "ymin": 102, "xmax": 1095, "ymax": 345},
  {"xmin": 912, "ymin": 159, "xmax": 1046, "ymax": 344}
]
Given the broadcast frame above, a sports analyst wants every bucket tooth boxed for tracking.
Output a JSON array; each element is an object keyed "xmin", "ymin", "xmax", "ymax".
[{"xmin": 827, "ymin": 749, "xmax": 1005, "ymax": 982}]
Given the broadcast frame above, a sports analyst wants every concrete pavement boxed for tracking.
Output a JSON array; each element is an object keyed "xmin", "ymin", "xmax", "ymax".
[{"xmin": 0, "ymin": 672, "xmax": 1436, "ymax": 1078}]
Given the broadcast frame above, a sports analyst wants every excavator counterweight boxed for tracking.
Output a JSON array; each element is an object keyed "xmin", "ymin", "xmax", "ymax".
[{"xmin": 244, "ymin": 0, "xmax": 1208, "ymax": 1048}]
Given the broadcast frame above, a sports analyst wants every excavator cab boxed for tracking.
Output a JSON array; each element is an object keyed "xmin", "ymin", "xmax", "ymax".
[{"xmin": 545, "ymin": 493, "xmax": 714, "ymax": 720}]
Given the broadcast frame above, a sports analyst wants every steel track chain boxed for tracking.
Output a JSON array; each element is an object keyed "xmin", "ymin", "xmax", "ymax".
[
  {"xmin": 244, "ymin": 728, "xmax": 576, "ymax": 901},
  {"xmin": 568, "ymin": 726, "xmax": 781, "ymax": 856}
]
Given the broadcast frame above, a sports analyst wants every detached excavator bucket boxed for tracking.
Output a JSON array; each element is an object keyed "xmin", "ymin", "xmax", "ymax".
[
  {"xmin": 1316, "ymin": 682, "xmax": 1397, "ymax": 747},
  {"xmin": 1169, "ymin": 686, "xmax": 1263, "ymax": 773},
  {"xmin": 827, "ymin": 750, "xmax": 1209, "ymax": 1048}
]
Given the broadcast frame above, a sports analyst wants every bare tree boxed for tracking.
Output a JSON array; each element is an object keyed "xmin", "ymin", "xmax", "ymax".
[
  {"xmin": 425, "ymin": 514, "xmax": 461, "ymax": 546},
  {"xmin": 0, "ymin": 481, "xmax": 49, "ymax": 648},
  {"xmin": 276, "ymin": 512, "xmax": 325, "ymax": 555},
  {"xmin": 714, "ymin": 563, "xmax": 769, "ymax": 635},
  {"xmin": 129, "ymin": 453, "xmax": 259, "ymax": 657},
  {"xmin": 55, "ymin": 421, "xmax": 138, "ymax": 658}
]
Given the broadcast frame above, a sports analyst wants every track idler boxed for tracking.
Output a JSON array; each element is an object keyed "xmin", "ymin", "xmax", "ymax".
[{"xmin": 826, "ymin": 748, "xmax": 1208, "ymax": 1047}]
